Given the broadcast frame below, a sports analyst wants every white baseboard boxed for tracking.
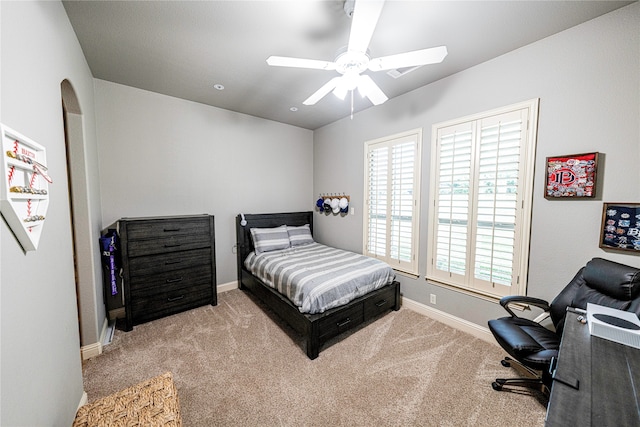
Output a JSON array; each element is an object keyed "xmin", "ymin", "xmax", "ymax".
[
  {"xmin": 402, "ymin": 296, "xmax": 497, "ymax": 345},
  {"xmin": 80, "ymin": 316, "xmax": 110, "ymax": 360},
  {"xmin": 80, "ymin": 342, "xmax": 102, "ymax": 360},
  {"xmin": 77, "ymin": 391, "xmax": 88, "ymax": 412},
  {"xmin": 217, "ymin": 280, "xmax": 238, "ymax": 293}
]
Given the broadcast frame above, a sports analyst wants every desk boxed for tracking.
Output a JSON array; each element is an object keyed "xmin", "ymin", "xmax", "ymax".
[{"xmin": 545, "ymin": 308, "xmax": 640, "ymax": 426}]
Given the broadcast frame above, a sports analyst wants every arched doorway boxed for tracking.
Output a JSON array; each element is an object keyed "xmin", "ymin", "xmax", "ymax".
[{"xmin": 61, "ymin": 80, "xmax": 105, "ymax": 357}]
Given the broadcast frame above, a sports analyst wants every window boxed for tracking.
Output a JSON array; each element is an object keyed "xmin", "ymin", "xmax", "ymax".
[
  {"xmin": 427, "ymin": 99, "xmax": 539, "ymax": 298},
  {"xmin": 364, "ymin": 129, "xmax": 422, "ymax": 275}
]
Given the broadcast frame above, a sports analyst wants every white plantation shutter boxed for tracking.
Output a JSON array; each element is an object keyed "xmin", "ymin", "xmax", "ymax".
[
  {"xmin": 367, "ymin": 146, "xmax": 388, "ymax": 257},
  {"xmin": 365, "ymin": 130, "xmax": 421, "ymax": 275},
  {"xmin": 391, "ymin": 141, "xmax": 415, "ymax": 263},
  {"xmin": 428, "ymin": 100, "xmax": 538, "ymax": 298},
  {"xmin": 435, "ymin": 123, "xmax": 473, "ymax": 279}
]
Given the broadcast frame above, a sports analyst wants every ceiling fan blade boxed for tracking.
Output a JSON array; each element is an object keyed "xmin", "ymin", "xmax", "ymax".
[
  {"xmin": 266, "ymin": 56, "xmax": 336, "ymax": 70},
  {"xmin": 303, "ymin": 77, "xmax": 342, "ymax": 105},
  {"xmin": 357, "ymin": 74, "xmax": 388, "ymax": 105},
  {"xmin": 368, "ymin": 46, "xmax": 448, "ymax": 72},
  {"xmin": 348, "ymin": 0, "xmax": 385, "ymax": 54}
]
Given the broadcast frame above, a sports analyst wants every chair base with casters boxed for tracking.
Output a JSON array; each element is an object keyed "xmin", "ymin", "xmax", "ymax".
[
  {"xmin": 492, "ymin": 356, "xmax": 551, "ymax": 396},
  {"xmin": 488, "ymin": 299, "xmax": 559, "ymax": 396},
  {"xmin": 487, "ymin": 258, "xmax": 640, "ymax": 398}
]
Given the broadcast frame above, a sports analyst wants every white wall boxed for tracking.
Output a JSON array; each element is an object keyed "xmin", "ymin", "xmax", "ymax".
[
  {"xmin": 313, "ymin": 3, "xmax": 640, "ymax": 327},
  {"xmin": 94, "ymin": 80, "xmax": 314, "ymax": 285},
  {"xmin": 0, "ymin": 1, "xmax": 98, "ymax": 424}
]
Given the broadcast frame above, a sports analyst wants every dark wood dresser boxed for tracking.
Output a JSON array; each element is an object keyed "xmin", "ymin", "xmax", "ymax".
[{"xmin": 119, "ymin": 215, "xmax": 217, "ymax": 331}]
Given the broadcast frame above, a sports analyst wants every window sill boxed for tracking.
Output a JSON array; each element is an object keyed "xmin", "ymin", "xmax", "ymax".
[
  {"xmin": 424, "ymin": 277, "xmax": 528, "ymax": 311},
  {"xmin": 425, "ymin": 277, "xmax": 529, "ymax": 311},
  {"xmin": 393, "ymin": 269, "xmax": 420, "ymax": 280}
]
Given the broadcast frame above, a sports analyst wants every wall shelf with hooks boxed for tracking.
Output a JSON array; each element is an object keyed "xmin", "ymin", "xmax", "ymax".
[{"xmin": 316, "ymin": 193, "xmax": 350, "ymax": 215}]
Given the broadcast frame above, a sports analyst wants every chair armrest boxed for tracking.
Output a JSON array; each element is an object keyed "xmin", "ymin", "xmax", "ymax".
[{"xmin": 499, "ymin": 295, "xmax": 551, "ymax": 318}]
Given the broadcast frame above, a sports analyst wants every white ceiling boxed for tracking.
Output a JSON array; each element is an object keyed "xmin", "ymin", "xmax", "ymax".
[{"xmin": 62, "ymin": 0, "xmax": 632, "ymax": 130}]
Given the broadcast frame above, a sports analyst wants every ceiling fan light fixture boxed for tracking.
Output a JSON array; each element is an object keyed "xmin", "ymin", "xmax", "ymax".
[
  {"xmin": 334, "ymin": 49, "xmax": 369, "ymax": 75},
  {"xmin": 267, "ymin": 0, "xmax": 446, "ymax": 108}
]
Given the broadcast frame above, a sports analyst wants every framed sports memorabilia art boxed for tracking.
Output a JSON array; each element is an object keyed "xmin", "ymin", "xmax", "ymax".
[
  {"xmin": 544, "ymin": 152, "xmax": 598, "ymax": 199},
  {"xmin": 600, "ymin": 203, "xmax": 640, "ymax": 253},
  {"xmin": 1, "ymin": 124, "xmax": 51, "ymax": 252}
]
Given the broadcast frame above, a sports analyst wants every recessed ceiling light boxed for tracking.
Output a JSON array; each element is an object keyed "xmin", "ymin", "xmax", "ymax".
[
  {"xmin": 290, "ymin": 107, "xmax": 298, "ymax": 112},
  {"xmin": 213, "ymin": 84, "xmax": 224, "ymax": 91}
]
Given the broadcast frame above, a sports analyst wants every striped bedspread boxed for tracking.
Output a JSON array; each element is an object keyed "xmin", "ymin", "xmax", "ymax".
[{"xmin": 244, "ymin": 242, "xmax": 396, "ymax": 314}]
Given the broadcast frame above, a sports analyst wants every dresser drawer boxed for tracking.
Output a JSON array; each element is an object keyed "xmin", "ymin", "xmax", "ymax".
[
  {"xmin": 317, "ymin": 303, "xmax": 364, "ymax": 341},
  {"xmin": 125, "ymin": 217, "xmax": 210, "ymax": 241},
  {"xmin": 130, "ymin": 283, "xmax": 213, "ymax": 324},
  {"xmin": 127, "ymin": 233, "xmax": 211, "ymax": 257},
  {"xmin": 128, "ymin": 263, "xmax": 212, "ymax": 293},
  {"xmin": 128, "ymin": 248, "xmax": 212, "ymax": 277},
  {"xmin": 363, "ymin": 285, "xmax": 397, "ymax": 319}
]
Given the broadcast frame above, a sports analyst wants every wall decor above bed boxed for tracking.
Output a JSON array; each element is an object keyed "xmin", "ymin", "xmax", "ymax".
[{"xmin": 315, "ymin": 193, "xmax": 350, "ymax": 215}]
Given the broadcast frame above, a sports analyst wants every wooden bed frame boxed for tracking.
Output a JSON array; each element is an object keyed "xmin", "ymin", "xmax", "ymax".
[{"xmin": 235, "ymin": 211, "xmax": 401, "ymax": 359}]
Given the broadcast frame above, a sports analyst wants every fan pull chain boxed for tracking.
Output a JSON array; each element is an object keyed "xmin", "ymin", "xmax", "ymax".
[{"xmin": 350, "ymin": 90, "xmax": 354, "ymax": 120}]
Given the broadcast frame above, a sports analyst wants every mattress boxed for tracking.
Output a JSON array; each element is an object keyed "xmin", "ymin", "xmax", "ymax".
[{"xmin": 244, "ymin": 242, "xmax": 396, "ymax": 314}]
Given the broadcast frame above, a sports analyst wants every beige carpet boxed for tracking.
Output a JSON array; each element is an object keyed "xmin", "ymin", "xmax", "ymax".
[{"xmin": 82, "ymin": 289, "xmax": 547, "ymax": 426}]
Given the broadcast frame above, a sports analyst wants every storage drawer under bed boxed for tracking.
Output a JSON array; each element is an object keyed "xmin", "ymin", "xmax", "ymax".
[
  {"xmin": 317, "ymin": 303, "xmax": 364, "ymax": 341},
  {"xmin": 363, "ymin": 285, "xmax": 397, "ymax": 319}
]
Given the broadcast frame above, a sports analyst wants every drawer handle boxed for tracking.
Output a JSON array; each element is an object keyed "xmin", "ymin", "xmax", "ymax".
[
  {"xmin": 165, "ymin": 260, "xmax": 182, "ymax": 265},
  {"xmin": 166, "ymin": 277, "xmax": 183, "ymax": 283},
  {"xmin": 164, "ymin": 243, "xmax": 181, "ymax": 248},
  {"xmin": 337, "ymin": 317, "xmax": 351, "ymax": 328},
  {"xmin": 167, "ymin": 295, "xmax": 185, "ymax": 302},
  {"xmin": 164, "ymin": 228, "xmax": 181, "ymax": 232},
  {"xmin": 375, "ymin": 299, "xmax": 387, "ymax": 307}
]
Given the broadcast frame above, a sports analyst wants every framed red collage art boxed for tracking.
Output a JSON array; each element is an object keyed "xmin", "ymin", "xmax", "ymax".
[{"xmin": 544, "ymin": 152, "xmax": 598, "ymax": 199}]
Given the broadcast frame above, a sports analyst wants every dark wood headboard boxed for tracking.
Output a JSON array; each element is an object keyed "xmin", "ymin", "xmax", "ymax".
[{"xmin": 235, "ymin": 211, "xmax": 313, "ymax": 282}]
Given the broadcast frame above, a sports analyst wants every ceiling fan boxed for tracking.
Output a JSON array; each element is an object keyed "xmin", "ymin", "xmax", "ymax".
[{"xmin": 266, "ymin": 0, "xmax": 447, "ymax": 107}]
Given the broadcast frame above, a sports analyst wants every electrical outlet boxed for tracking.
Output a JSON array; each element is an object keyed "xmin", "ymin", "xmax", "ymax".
[
  {"xmin": 350, "ymin": 207, "xmax": 355, "ymax": 215},
  {"xmin": 430, "ymin": 294, "xmax": 436, "ymax": 305}
]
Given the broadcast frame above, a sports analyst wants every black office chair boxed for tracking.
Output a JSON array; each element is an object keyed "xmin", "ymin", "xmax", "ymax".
[{"xmin": 488, "ymin": 257, "xmax": 640, "ymax": 395}]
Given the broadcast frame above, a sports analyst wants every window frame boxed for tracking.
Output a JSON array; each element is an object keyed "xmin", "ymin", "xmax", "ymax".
[
  {"xmin": 426, "ymin": 99, "xmax": 539, "ymax": 299},
  {"xmin": 363, "ymin": 128, "xmax": 422, "ymax": 276}
]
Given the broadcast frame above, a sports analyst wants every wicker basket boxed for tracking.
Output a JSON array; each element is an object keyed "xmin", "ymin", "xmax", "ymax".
[{"xmin": 73, "ymin": 372, "xmax": 182, "ymax": 427}]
